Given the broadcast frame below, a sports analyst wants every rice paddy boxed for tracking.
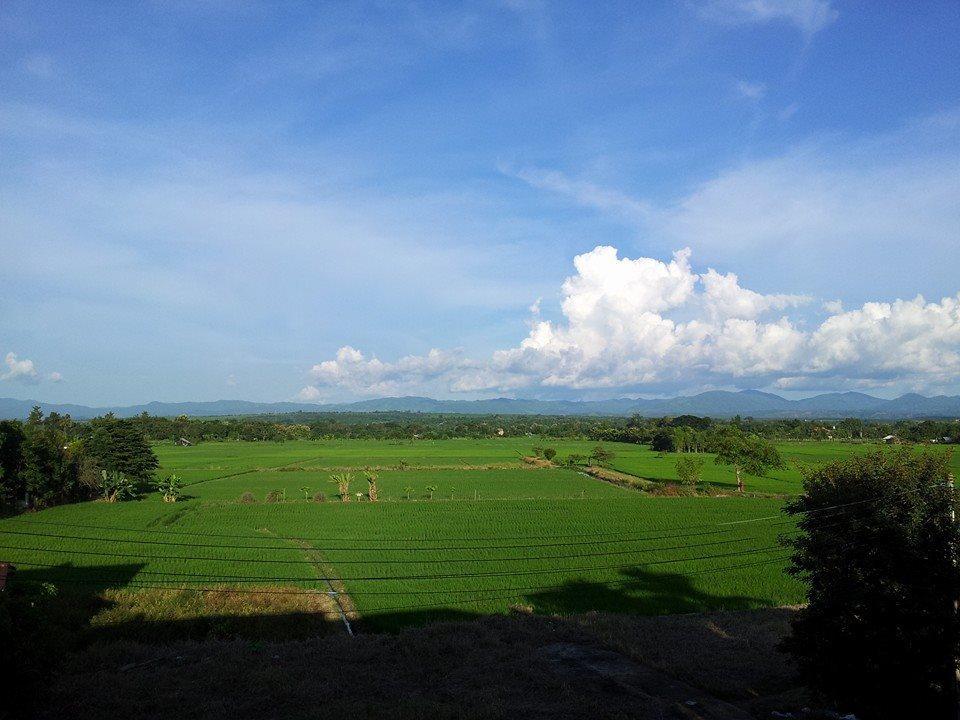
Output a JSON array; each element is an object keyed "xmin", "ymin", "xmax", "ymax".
[{"xmin": 2, "ymin": 438, "xmax": 948, "ymax": 634}]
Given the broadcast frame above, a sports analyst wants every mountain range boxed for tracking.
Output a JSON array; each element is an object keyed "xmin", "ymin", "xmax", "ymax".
[{"xmin": 1, "ymin": 390, "xmax": 959, "ymax": 421}]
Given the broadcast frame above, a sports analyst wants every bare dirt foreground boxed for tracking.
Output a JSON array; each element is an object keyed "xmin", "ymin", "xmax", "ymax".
[{"xmin": 37, "ymin": 607, "xmax": 806, "ymax": 720}]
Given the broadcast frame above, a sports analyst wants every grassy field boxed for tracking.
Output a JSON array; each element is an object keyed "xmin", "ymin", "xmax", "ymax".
[{"xmin": 2, "ymin": 438, "xmax": 950, "ymax": 636}]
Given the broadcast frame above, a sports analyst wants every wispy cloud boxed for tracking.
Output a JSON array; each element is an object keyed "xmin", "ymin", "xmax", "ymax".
[
  {"xmin": 736, "ymin": 79, "xmax": 766, "ymax": 100},
  {"xmin": 702, "ymin": 0, "xmax": 839, "ymax": 37},
  {"xmin": 21, "ymin": 53, "xmax": 55, "ymax": 80},
  {"xmin": 506, "ymin": 110, "xmax": 960, "ymax": 299},
  {"xmin": 499, "ymin": 163, "xmax": 654, "ymax": 224}
]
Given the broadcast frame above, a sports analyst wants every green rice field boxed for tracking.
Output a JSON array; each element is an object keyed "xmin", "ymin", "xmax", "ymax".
[{"xmin": 1, "ymin": 438, "xmax": 953, "ymax": 633}]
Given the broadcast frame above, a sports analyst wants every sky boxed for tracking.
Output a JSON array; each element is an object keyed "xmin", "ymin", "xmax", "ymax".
[{"xmin": 1, "ymin": 0, "xmax": 959, "ymax": 406}]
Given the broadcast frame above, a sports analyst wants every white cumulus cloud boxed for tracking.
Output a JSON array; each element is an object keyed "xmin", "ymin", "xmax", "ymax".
[
  {"xmin": 302, "ymin": 247, "xmax": 960, "ymax": 396},
  {"xmin": 2, "ymin": 352, "xmax": 40, "ymax": 383}
]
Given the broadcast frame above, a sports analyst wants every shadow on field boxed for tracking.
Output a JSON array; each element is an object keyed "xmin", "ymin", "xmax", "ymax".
[
  {"xmin": 356, "ymin": 565, "xmax": 769, "ymax": 632},
  {"xmin": 5, "ymin": 563, "xmax": 345, "ymax": 645},
  {"xmin": 9, "ymin": 562, "xmax": 147, "ymax": 627},
  {"xmin": 6, "ymin": 560, "xmax": 807, "ymax": 720},
  {"xmin": 32, "ymin": 607, "xmax": 805, "ymax": 720}
]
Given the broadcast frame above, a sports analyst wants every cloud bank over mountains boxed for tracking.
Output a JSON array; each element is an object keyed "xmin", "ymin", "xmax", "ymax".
[{"xmin": 299, "ymin": 246, "xmax": 960, "ymax": 400}]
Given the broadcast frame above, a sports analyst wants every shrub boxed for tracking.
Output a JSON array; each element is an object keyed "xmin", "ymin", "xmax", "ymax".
[
  {"xmin": 542, "ymin": 448, "xmax": 557, "ymax": 461},
  {"xmin": 0, "ymin": 581, "xmax": 75, "ymax": 717},
  {"xmin": 783, "ymin": 450, "xmax": 959, "ymax": 719},
  {"xmin": 99, "ymin": 470, "xmax": 136, "ymax": 503},
  {"xmin": 312, "ymin": 491, "xmax": 326, "ymax": 503},
  {"xmin": 675, "ymin": 456, "xmax": 704, "ymax": 487},
  {"xmin": 653, "ymin": 483, "xmax": 682, "ymax": 496},
  {"xmin": 239, "ymin": 491, "xmax": 256, "ymax": 504},
  {"xmin": 265, "ymin": 489, "xmax": 284, "ymax": 503},
  {"xmin": 589, "ymin": 445, "xmax": 614, "ymax": 465},
  {"xmin": 155, "ymin": 473, "xmax": 184, "ymax": 502},
  {"xmin": 565, "ymin": 454, "xmax": 588, "ymax": 467}
]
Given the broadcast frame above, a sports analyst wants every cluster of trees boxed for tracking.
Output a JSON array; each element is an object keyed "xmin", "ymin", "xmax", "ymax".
[
  {"xmin": 596, "ymin": 414, "xmax": 960, "ymax": 447},
  {"xmin": 49, "ymin": 410, "xmax": 957, "ymax": 446},
  {"xmin": 0, "ymin": 408, "xmax": 158, "ymax": 514},
  {"xmin": 124, "ymin": 412, "xmax": 617, "ymax": 443}
]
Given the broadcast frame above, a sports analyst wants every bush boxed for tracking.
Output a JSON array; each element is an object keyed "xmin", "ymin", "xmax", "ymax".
[
  {"xmin": 99, "ymin": 470, "xmax": 136, "ymax": 502},
  {"xmin": 312, "ymin": 491, "xmax": 326, "ymax": 503},
  {"xmin": 675, "ymin": 456, "xmax": 704, "ymax": 487},
  {"xmin": 239, "ymin": 491, "xmax": 256, "ymax": 504},
  {"xmin": 783, "ymin": 450, "xmax": 959, "ymax": 719},
  {"xmin": 542, "ymin": 448, "xmax": 557, "ymax": 461},
  {"xmin": 589, "ymin": 445, "xmax": 615, "ymax": 465},
  {"xmin": 155, "ymin": 474, "xmax": 184, "ymax": 502},
  {"xmin": 265, "ymin": 489, "xmax": 284, "ymax": 503},
  {"xmin": 0, "ymin": 581, "xmax": 74, "ymax": 718}
]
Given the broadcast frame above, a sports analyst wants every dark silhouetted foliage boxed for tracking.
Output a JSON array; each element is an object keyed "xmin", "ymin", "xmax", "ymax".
[{"xmin": 783, "ymin": 450, "xmax": 960, "ymax": 719}]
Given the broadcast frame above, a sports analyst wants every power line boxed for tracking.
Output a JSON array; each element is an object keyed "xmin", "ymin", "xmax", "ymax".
[
  {"xmin": 1, "ymin": 541, "xmax": 793, "ymax": 583},
  {"xmin": 0, "ymin": 520, "xmax": 798, "ymax": 554},
  {"xmin": 8, "ymin": 552, "xmax": 794, "ymax": 599},
  {"xmin": 2, "ymin": 515, "xmax": 781, "ymax": 544},
  {"xmin": 2, "ymin": 477, "xmax": 935, "ymax": 546},
  {"xmin": 0, "ymin": 530, "xmax": 793, "ymax": 567}
]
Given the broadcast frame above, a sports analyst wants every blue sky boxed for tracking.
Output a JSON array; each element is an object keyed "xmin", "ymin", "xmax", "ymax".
[{"xmin": 2, "ymin": 0, "xmax": 959, "ymax": 405}]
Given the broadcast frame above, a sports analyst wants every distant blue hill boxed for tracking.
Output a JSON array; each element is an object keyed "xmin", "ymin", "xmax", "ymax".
[{"xmin": 1, "ymin": 391, "xmax": 959, "ymax": 420}]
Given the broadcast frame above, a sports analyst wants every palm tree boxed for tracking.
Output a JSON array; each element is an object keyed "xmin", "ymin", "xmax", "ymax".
[
  {"xmin": 364, "ymin": 472, "xmax": 379, "ymax": 502},
  {"xmin": 329, "ymin": 472, "xmax": 353, "ymax": 502}
]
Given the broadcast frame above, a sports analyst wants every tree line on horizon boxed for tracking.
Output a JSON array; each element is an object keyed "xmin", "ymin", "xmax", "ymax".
[{"xmin": 75, "ymin": 409, "xmax": 960, "ymax": 445}]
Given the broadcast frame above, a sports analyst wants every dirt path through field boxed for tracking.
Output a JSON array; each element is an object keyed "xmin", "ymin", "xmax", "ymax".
[{"xmin": 293, "ymin": 538, "xmax": 358, "ymax": 635}]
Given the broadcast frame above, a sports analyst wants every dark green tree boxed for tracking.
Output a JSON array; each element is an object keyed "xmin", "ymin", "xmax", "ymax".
[
  {"xmin": 0, "ymin": 420, "xmax": 26, "ymax": 511},
  {"xmin": 19, "ymin": 408, "xmax": 82, "ymax": 508},
  {"xmin": 783, "ymin": 450, "xmax": 960, "ymax": 719},
  {"xmin": 84, "ymin": 416, "xmax": 158, "ymax": 485},
  {"xmin": 649, "ymin": 429, "xmax": 676, "ymax": 453}
]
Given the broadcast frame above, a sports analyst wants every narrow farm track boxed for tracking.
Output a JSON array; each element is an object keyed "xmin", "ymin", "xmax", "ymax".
[{"xmin": 291, "ymin": 536, "xmax": 358, "ymax": 635}]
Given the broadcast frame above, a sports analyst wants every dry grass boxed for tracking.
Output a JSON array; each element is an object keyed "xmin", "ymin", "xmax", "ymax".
[
  {"xmin": 583, "ymin": 465, "xmax": 658, "ymax": 491},
  {"xmin": 521, "ymin": 456, "xmax": 555, "ymax": 468},
  {"xmin": 86, "ymin": 586, "xmax": 346, "ymax": 643}
]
